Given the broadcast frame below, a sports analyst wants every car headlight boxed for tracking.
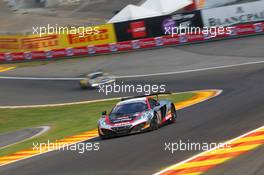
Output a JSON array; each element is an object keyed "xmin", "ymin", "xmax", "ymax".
[
  {"xmin": 89, "ymin": 80, "xmax": 99, "ymax": 87},
  {"xmin": 91, "ymin": 83, "xmax": 99, "ymax": 87},
  {"xmin": 99, "ymin": 119, "xmax": 109, "ymax": 128}
]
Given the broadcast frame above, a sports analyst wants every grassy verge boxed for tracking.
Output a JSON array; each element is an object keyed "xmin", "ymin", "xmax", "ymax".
[{"xmin": 0, "ymin": 92, "xmax": 195, "ymax": 156}]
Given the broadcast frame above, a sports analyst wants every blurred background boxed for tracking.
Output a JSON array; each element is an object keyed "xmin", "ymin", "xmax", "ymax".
[{"xmin": 0, "ymin": 0, "xmax": 257, "ymax": 34}]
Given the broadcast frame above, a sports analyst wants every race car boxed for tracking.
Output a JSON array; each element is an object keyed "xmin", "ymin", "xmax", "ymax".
[
  {"xmin": 79, "ymin": 71, "xmax": 115, "ymax": 89},
  {"xmin": 97, "ymin": 93, "xmax": 177, "ymax": 139}
]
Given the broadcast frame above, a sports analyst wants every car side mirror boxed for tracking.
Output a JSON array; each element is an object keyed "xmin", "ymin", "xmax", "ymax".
[{"xmin": 102, "ymin": 111, "xmax": 107, "ymax": 116}]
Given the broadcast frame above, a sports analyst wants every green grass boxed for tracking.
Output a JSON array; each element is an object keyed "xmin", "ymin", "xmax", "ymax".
[{"xmin": 0, "ymin": 92, "xmax": 195, "ymax": 156}]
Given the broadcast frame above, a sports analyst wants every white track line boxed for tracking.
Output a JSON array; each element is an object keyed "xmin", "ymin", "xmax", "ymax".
[
  {"xmin": 118, "ymin": 61, "xmax": 264, "ymax": 78},
  {"xmin": 153, "ymin": 125, "xmax": 264, "ymax": 175},
  {"xmin": 0, "ymin": 61, "xmax": 264, "ymax": 80}
]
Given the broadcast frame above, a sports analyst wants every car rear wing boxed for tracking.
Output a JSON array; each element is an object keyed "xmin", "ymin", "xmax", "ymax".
[{"xmin": 121, "ymin": 92, "xmax": 172, "ymax": 101}]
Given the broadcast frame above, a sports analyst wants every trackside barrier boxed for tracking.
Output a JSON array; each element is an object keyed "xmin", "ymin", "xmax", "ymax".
[
  {"xmin": 0, "ymin": 22, "xmax": 264, "ymax": 62},
  {"xmin": 0, "ymin": 24, "xmax": 117, "ymax": 53}
]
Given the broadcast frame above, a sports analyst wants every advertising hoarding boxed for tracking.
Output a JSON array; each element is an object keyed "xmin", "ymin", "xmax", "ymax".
[
  {"xmin": 114, "ymin": 10, "xmax": 203, "ymax": 42},
  {"xmin": 202, "ymin": 1, "xmax": 264, "ymax": 27},
  {"xmin": 0, "ymin": 24, "xmax": 117, "ymax": 52}
]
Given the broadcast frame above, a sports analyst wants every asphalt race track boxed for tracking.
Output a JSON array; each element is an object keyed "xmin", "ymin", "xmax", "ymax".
[
  {"xmin": 0, "ymin": 35, "xmax": 264, "ymax": 106},
  {"xmin": 0, "ymin": 36, "xmax": 264, "ymax": 175}
]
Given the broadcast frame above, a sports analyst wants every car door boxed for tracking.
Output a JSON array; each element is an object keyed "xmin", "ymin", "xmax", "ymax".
[{"xmin": 148, "ymin": 98, "xmax": 162, "ymax": 124}]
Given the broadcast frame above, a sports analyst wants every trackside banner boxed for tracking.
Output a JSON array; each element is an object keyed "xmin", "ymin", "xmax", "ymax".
[
  {"xmin": 202, "ymin": 1, "xmax": 264, "ymax": 27},
  {"xmin": 1, "ymin": 22, "xmax": 263, "ymax": 62},
  {"xmin": 0, "ymin": 24, "xmax": 116, "ymax": 52},
  {"xmin": 114, "ymin": 10, "xmax": 203, "ymax": 42}
]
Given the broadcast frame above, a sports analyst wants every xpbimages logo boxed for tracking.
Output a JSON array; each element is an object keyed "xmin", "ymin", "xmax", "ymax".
[
  {"xmin": 33, "ymin": 140, "xmax": 100, "ymax": 154},
  {"xmin": 98, "ymin": 82, "xmax": 166, "ymax": 95},
  {"xmin": 32, "ymin": 24, "xmax": 100, "ymax": 37},
  {"xmin": 164, "ymin": 140, "xmax": 231, "ymax": 154},
  {"xmin": 164, "ymin": 24, "xmax": 233, "ymax": 38}
]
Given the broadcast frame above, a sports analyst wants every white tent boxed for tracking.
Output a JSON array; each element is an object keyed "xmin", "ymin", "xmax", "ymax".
[
  {"xmin": 141, "ymin": 0, "xmax": 193, "ymax": 15},
  {"xmin": 108, "ymin": 4, "xmax": 162, "ymax": 23},
  {"xmin": 195, "ymin": 0, "xmax": 239, "ymax": 9}
]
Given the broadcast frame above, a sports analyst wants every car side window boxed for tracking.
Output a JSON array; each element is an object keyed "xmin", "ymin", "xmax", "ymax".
[
  {"xmin": 148, "ymin": 98, "xmax": 158, "ymax": 109},
  {"xmin": 90, "ymin": 73, "xmax": 103, "ymax": 79}
]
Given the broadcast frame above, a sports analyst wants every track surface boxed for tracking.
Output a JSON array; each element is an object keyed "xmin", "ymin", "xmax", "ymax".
[
  {"xmin": 0, "ymin": 63, "xmax": 264, "ymax": 175},
  {"xmin": 0, "ymin": 36, "xmax": 264, "ymax": 175},
  {"xmin": 0, "ymin": 35, "xmax": 264, "ymax": 106}
]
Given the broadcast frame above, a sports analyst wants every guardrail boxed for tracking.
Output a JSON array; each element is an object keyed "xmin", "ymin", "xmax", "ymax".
[{"xmin": 0, "ymin": 22, "xmax": 263, "ymax": 62}]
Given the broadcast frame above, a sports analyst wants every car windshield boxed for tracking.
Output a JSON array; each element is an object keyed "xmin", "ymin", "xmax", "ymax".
[
  {"xmin": 111, "ymin": 102, "xmax": 148, "ymax": 115},
  {"xmin": 89, "ymin": 73, "xmax": 103, "ymax": 79}
]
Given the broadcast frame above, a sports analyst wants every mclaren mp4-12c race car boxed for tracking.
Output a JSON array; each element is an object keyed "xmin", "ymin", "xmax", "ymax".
[{"xmin": 97, "ymin": 93, "xmax": 178, "ymax": 139}]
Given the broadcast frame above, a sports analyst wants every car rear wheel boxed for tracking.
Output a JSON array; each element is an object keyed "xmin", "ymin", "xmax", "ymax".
[
  {"xmin": 80, "ymin": 85, "xmax": 87, "ymax": 89},
  {"xmin": 150, "ymin": 113, "xmax": 159, "ymax": 131},
  {"xmin": 170, "ymin": 104, "xmax": 177, "ymax": 123}
]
